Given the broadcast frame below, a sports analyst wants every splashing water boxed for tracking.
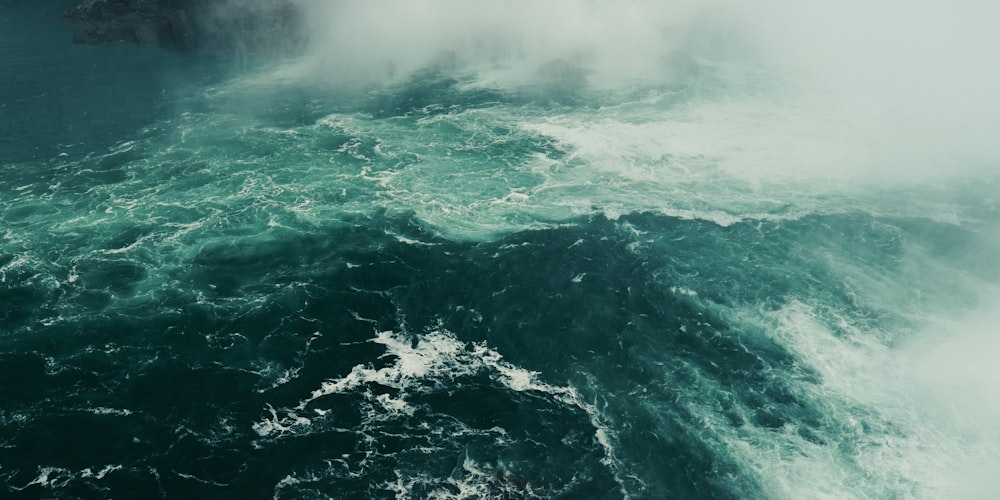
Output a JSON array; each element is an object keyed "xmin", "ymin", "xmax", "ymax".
[{"xmin": 1, "ymin": 1, "xmax": 999, "ymax": 498}]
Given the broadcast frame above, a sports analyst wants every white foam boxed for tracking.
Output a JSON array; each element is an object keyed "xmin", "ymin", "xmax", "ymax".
[
  {"xmin": 385, "ymin": 230, "xmax": 440, "ymax": 247},
  {"xmin": 256, "ymin": 328, "xmax": 633, "ymax": 495},
  {"xmin": 252, "ymin": 404, "xmax": 312, "ymax": 438},
  {"xmin": 13, "ymin": 464, "xmax": 121, "ymax": 491},
  {"xmin": 670, "ymin": 286, "xmax": 699, "ymax": 297},
  {"xmin": 300, "ymin": 330, "xmax": 476, "ymax": 404},
  {"xmin": 698, "ymin": 288, "xmax": 1000, "ymax": 499},
  {"xmin": 89, "ymin": 407, "xmax": 133, "ymax": 417},
  {"xmin": 81, "ymin": 465, "xmax": 122, "ymax": 480},
  {"xmin": 17, "ymin": 468, "xmax": 73, "ymax": 490}
]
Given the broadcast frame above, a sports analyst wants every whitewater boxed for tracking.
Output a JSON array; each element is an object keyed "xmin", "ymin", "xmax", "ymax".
[{"xmin": 2, "ymin": 1, "xmax": 999, "ymax": 498}]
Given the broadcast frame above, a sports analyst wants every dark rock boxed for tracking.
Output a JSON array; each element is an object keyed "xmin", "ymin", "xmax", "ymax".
[
  {"xmin": 132, "ymin": 22, "xmax": 160, "ymax": 47},
  {"xmin": 72, "ymin": 25, "xmax": 136, "ymax": 45},
  {"xmin": 168, "ymin": 9, "xmax": 197, "ymax": 51},
  {"xmin": 65, "ymin": 0, "xmax": 306, "ymax": 55},
  {"xmin": 72, "ymin": 30, "xmax": 105, "ymax": 45},
  {"xmin": 109, "ymin": 1, "xmax": 132, "ymax": 14},
  {"xmin": 66, "ymin": 0, "xmax": 168, "ymax": 46}
]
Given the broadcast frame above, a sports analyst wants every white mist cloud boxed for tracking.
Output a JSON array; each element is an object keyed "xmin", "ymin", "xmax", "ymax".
[
  {"xmin": 294, "ymin": 0, "xmax": 1000, "ymax": 82},
  {"xmin": 738, "ymin": 0, "xmax": 1000, "ymax": 138},
  {"xmin": 897, "ymin": 289, "xmax": 1000, "ymax": 498},
  {"xmin": 286, "ymin": 0, "xmax": 1000, "ymax": 181},
  {"xmin": 296, "ymin": 0, "xmax": 709, "ymax": 84},
  {"xmin": 702, "ymin": 0, "xmax": 1000, "ymax": 180}
]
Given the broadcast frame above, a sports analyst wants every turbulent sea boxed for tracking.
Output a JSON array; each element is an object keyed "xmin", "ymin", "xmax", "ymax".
[{"xmin": 3, "ymin": 2, "xmax": 1000, "ymax": 499}]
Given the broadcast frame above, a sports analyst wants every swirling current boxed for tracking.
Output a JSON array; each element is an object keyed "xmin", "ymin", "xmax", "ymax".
[{"xmin": 2, "ymin": 3, "xmax": 1000, "ymax": 499}]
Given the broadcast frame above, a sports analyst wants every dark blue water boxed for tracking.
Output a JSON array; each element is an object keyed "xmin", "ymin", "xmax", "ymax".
[{"xmin": 3, "ymin": 3, "xmax": 1000, "ymax": 498}]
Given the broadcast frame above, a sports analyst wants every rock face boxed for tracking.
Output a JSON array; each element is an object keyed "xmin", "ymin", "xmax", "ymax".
[
  {"xmin": 65, "ymin": 0, "xmax": 305, "ymax": 54},
  {"xmin": 67, "ymin": 0, "xmax": 172, "ymax": 46},
  {"xmin": 167, "ymin": 8, "xmax": 196, "ymax": 51}
]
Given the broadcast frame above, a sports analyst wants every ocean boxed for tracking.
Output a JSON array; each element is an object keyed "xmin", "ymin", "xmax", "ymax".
[{"xmin": 2, "ymin": 1, "xmax": 999, "ymax": 498}]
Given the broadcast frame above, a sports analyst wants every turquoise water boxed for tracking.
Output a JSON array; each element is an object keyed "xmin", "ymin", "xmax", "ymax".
[{"xmin": 3, "ymin": 2, "xmax": 1000, "ymax": 498}]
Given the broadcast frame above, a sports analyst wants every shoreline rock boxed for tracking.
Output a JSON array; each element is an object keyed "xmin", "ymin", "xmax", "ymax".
[{"xmin": 65, "ymin": 0, "xmax": 305, "ymax": 54}]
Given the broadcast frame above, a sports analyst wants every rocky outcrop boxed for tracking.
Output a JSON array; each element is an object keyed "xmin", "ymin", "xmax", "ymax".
[
  {"xmin": 167, "ymin": 8, "xmax": 196, "ymax": 50},
  {"xmin": 67, "ymin": 0, "xmax": 171, "ymax": 46},
  {"xmin": 65, "ymin": 0, "xmax": 305, "ymax": 54}
]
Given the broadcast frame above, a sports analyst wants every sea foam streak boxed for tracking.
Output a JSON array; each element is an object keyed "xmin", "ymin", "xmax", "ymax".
[{"xmin": 255, "ymin": 328, "xmax": 632, "ymax": 497}]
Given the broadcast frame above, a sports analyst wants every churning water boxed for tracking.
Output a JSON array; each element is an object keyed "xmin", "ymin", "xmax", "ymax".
[{"xmin": 2, "ymin": 1, "xmax": 999, "ymax": 498}]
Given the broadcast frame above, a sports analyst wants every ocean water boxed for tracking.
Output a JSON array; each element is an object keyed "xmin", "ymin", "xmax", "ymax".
[{"xmin": 3, "ymin": 2, "xmax": 1000, "ymax": 499}]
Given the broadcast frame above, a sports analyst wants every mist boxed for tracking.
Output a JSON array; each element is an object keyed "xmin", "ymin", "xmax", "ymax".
[
  {"xmin": 293, "ymin": 0, "xmax": 1000, "ymax": 89},
  {"xmin": 295, "ymin": 0, "xmax": 706, "ymax": 85},
  {"xmin": 284, "ymin": 0, "xmax": 1000, "ymax": 181},
  {"xmin": 737, "ymin": 0, "xmax": 1000, "ymax": 173}
]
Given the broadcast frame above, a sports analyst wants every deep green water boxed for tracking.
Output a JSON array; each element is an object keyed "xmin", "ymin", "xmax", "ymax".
[{"xmin": 3, "ymin": 3, "xmax": 1000, "ymax": 499}]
